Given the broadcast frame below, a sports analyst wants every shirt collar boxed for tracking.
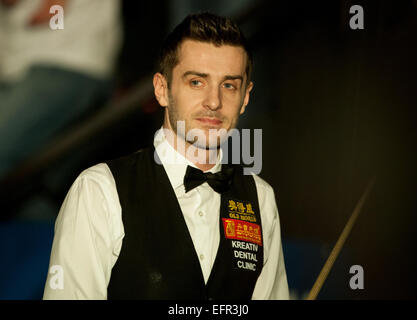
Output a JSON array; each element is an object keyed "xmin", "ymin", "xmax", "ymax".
[{"xmin": 153, "ymin": 127, "xmax": 223, "ymax": 190}]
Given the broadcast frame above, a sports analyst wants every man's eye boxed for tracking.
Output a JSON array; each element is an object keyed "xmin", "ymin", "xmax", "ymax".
[
  {"xmin": 223, "ymin": 83, "xmax": 236, "ymax": 90},
  {"xmin": 190, "ymin": 80, "xmax": 202, "ymax": 87}
]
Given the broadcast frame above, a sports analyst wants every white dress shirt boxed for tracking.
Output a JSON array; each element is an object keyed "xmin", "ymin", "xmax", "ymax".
[{"xmin": 43, "ymin": 128, "xmax": 289, "ymax": 300}]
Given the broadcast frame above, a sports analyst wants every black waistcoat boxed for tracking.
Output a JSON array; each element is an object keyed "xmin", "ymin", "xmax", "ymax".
[{"xmin": 106, "ymin": 147, "xmax": 264, "ymax": 300}]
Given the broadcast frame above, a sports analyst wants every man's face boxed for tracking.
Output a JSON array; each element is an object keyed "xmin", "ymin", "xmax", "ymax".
[{"xmin": 154, "ymin": 39, "xmax": 253, "ymax": 149}]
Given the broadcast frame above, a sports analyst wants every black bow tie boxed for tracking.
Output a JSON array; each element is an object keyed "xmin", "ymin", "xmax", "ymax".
[{"xmin": 183, "ymin": 165, "xmax": 235, "ymax": 194}]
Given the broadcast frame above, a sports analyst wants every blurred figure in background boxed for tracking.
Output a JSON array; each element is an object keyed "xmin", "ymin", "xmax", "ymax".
[{"xmin": 0, "ymin": 0, "xmax": 122, "ymax": 179}]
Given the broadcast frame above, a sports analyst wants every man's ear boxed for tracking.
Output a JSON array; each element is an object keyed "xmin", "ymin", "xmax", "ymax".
[
  {"xmin": 240, "ymin": 81, "xmax": 254, "ymax": 115},
  {"xmin": 153, "ymin": 72, "xmax": 169, "ymax": 107}
]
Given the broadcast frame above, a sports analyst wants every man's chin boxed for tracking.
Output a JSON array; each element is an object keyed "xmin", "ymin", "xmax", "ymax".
[
  {"xmin": 186, "ymin": 137, "xmax": 221, "ymax": 150},
  {"xmin": 186, "ymin": 129, "xmax": 229, "ymax": 150}
]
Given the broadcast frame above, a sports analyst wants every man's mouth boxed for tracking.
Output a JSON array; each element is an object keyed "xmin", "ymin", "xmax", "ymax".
[{"xmin": 195, "ymin": 117, "xmax": 223, "ymax": 126}]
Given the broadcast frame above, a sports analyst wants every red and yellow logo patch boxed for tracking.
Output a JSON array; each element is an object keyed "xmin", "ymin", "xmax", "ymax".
[{"xmin": 222, "ymin": 218, "xmax": 262, "ymax": 246}]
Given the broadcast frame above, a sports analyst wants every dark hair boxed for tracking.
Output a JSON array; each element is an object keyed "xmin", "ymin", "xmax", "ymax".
[{"xmin": 158, "ymin": 12, "xmax": 253, "ymax": 86}]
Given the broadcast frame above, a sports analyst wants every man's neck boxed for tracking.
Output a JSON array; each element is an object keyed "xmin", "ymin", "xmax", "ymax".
[{"xmin": 163, "ymin": 126, "xmax": 219, "ymax": 172}]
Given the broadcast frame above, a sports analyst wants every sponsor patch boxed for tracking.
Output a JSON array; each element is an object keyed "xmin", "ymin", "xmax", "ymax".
[{"xmin": 222, "ymin": 218, "xmax": 262, "ymax": 246}]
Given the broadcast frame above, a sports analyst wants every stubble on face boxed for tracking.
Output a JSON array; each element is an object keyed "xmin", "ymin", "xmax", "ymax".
[{"xmin": 166, "ymin": 90, "xmax": 235, "ymax": 150}]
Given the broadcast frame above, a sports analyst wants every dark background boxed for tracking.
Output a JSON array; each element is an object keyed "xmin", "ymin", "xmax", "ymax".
[{"xmin": 0, "ymin": 0, "xmax": 416, "ymax": 299}]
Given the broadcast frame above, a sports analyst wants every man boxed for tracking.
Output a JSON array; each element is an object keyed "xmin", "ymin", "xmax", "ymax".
[{"xmin": 43, "ymin": 13, "xmax": 289, "ymax": 300}]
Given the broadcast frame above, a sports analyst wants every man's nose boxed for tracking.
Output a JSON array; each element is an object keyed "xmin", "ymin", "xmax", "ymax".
[{"xmin": 203, "ymin": 85, "xmax": 222, "ymax": 111}]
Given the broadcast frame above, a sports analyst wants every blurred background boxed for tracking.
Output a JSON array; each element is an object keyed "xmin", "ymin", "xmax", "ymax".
[{"xmin": 0, "ymin": 0, "xmax": 415, "ymax": 299}]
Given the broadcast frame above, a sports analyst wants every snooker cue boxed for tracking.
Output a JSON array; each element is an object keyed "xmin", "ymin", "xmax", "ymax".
[{"xmin": 306, "ymin": 177, "xmax": 375, "ymax": 300}]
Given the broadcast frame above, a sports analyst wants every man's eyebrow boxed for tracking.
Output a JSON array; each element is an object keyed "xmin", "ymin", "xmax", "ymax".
[
  {"xmin": 182, "ymin": 71, "xmax": 243, "ymax": 82},
  {"xmin": 182, "ymin": 71, "xmax": 208, "ymax": 78},
  {"xmin": 224, "ymin": 75, "xmax": 243, "ymax": 82}
]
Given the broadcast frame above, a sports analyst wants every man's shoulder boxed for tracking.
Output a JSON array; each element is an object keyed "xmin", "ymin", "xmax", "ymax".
[
  {"xmin": 76, "ymin": 162, "xmax": 115, "ymax": 187},
  {"xmin": 231, "ymin": 164, "xmax": 276, "ymax": 198},
  {"xmin": 250, "ymin": 173, "xmax": 275, "ymax": 196},
  {"xmin": 61, "ymin": 163, "xmax": 118, "ymax": 211},
  {"xmin": 249, "ymin": 173, "xmax": 280, "ymax": 222}
]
